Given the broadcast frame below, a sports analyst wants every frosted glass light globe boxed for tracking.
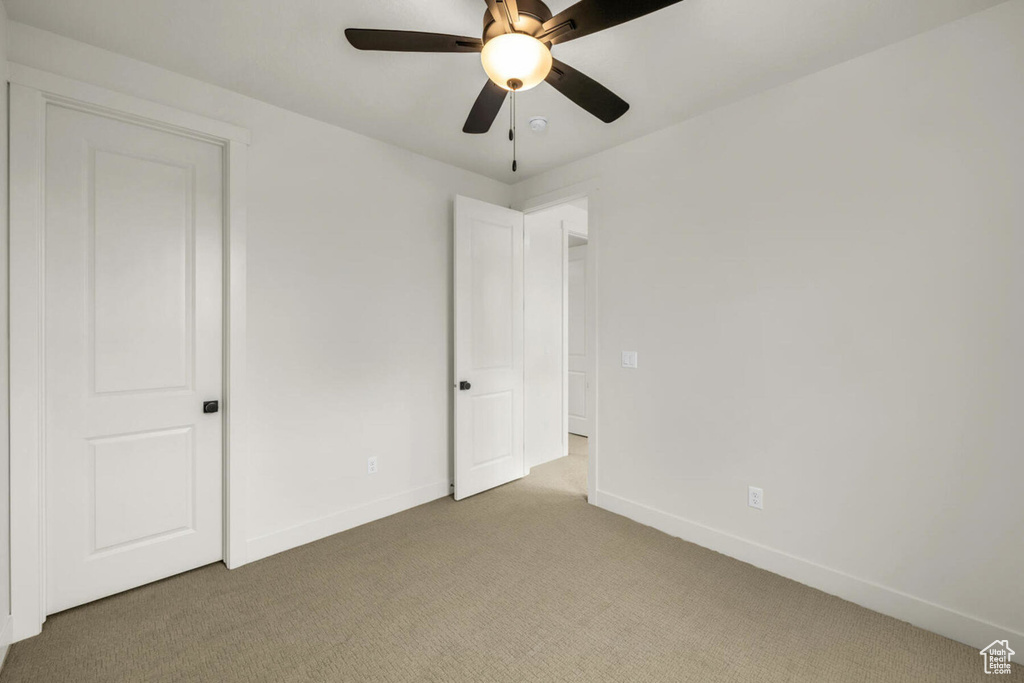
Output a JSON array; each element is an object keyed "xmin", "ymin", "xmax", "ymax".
[{"xmin": 481, "ymin": 33, "xmax": 553, "ymax": 91}]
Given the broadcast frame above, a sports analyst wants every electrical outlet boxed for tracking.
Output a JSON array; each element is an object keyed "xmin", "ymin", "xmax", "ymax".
[
  {"xmin": 367, "ymin": 456, "xmax": 378, "ymax": 475},
  {"xmin": 748, "ymin": 486, "xmax": 763, "ymax": 510}
]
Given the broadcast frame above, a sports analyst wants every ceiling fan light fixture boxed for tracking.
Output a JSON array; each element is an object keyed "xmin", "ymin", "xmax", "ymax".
[{"xmin": 481, "ymin": 33, "xmax": 552, "ymax": 91}]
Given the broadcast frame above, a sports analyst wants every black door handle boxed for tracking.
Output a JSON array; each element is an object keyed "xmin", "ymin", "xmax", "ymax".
[
  {"xmin": 203, "ymin": 400, "xmax": 220, "ymax": 414},
  {"xmin": 459, "ymin": 381, "xmax": 471, "ymax": 391}
]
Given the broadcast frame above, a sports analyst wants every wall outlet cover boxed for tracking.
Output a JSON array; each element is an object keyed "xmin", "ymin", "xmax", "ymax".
[
  {"xmin": 368, "ymin": 456, "xmax": 378, "ymax": 474},
  {"xmin": 748, "ymin": 486, "xmax": 763, "ymax": 510}
]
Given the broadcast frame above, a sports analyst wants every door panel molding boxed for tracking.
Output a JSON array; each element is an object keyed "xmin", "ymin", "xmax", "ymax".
[{"xmin": 8, "ymin": 66, "xmax": 250, "ymax": 643}]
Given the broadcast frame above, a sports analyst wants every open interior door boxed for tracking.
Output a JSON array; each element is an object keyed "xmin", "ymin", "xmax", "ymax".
[{"xmin": 454, "ymin": 195, "xmax": 525, "ymax": 500}]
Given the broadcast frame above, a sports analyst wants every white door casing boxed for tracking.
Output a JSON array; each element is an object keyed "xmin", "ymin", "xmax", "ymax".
[
  {"xmin": 44, "ymin": 105, "xmax": 225, "ymax": 614},
  {"xmin": 454, "ymin": 196, "xmax": 526, "ymax": 500},
  {"xmin": 568, "ymin": 245, "xmax": 592, "ymax": 437}
]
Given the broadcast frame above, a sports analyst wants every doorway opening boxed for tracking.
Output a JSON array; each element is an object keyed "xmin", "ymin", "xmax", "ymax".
[
  {"xmin": 523, "ymin": 194, "xmax": 594, "ymax": 497},
  {"xmin": 451, "ymin": 186, "xmax": 597, "ymax": 503}
]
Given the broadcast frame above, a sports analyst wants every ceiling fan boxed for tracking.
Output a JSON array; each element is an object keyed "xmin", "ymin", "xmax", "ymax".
[{"xmin": 345, "ymin": 0, "xmax": 685, "ymax": 139}]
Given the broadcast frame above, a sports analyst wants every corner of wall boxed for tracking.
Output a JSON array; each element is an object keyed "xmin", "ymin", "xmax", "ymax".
[{"xmin": 1, "ymin": 0, "xmax": 13, "ymax": 657}]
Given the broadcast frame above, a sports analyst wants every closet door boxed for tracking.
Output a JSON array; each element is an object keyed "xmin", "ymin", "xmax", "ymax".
[{"xmin": 44, "ymin": 103, "xmax": 224, "ymax": 613}]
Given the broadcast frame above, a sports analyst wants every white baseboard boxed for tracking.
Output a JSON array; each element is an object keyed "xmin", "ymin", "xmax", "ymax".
[
  {"xmin": 593, "ymin": 489, "xmax": 1021, "ymax": 651},
  {"xmin": 0, "ymin": 615, "xmax": 14, "ymax": 674},
  {"xmin": 246, "ymin": 481, "xmax": 450, "ymax": 563}
]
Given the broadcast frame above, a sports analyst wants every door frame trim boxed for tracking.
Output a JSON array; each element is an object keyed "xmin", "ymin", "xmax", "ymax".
[
  {"xmin": 519, "ymin": 181, "xmax": 599, "ymax": 505},
  {"xmin": 8, "ymin": 64, "xmax": 251, "ymax": 642}
]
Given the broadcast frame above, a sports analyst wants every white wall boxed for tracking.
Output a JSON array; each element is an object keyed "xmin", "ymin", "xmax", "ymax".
[
  {"xmin": 554, "ymin": 203, "xmax": 588, "ymax": 238},
  {"xmin": 514, "ymin": 1, "xmax": 1024, "ymax": 649},
  {"xmin": 524, "ymin": 206, "xmax": 567, "ymax": 469},
  {"xmin": 6, "ymin": 22, "xmax": 512, "ymax": 563},
  {"xmin": 0, "ymin": 0, "xmax": 13, "ymax": 661}
]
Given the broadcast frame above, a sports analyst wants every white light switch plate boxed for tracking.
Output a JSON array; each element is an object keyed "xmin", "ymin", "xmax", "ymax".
[{"xmin": 621, "ymin": 351, "xmax": 638, "ymax": 369}]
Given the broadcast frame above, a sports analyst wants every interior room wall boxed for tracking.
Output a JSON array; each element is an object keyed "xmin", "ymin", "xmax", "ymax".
[
  {"xmin": 513, "ymin": 0, "xmax": 1024, "ymax": 649},
  {"xmin": 6, "ymin": 22, "xmax": 512, "ymax": 563},
  {"xmin": 0, "ymin": 0, "xmax": 13, "ymax": 659}
]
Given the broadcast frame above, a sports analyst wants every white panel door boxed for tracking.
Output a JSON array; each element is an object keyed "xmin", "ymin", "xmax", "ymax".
[
  {"xmin": 568, "ymin": 246, "xmax": 592, "ymax": 436},
  {"xmin": 454, "ymin": 195, "xmax": 525, "ymax": 500},
  {"xmin": 45, "ymin": 104, "xmax": 224, "ymax": 614}
]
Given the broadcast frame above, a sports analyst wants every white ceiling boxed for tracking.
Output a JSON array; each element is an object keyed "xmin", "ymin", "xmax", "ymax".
[{"xmin": 5, "ymin": 0, "xmax": 1004, "ymax": 183}]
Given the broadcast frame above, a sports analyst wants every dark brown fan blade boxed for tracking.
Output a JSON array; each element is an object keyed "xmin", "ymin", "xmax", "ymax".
[
  {"xmin": 539, "ymin": 0, "xmax": 684, "ymax": 45},
  {"xmin": 545, "ymin": 59, "xmax": 629, "ymax": 123},
  {"xmin": 345, "ymin": 29, "xmax": 483, "ymax": 53},
  {"xmin": 463, "ymin": 81, "xmax": 508, "ymax": 134}
]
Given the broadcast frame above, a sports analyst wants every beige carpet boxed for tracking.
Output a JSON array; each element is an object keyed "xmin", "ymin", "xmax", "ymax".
[{"xmin": 2, "ymin": 435, "xmax": 1017, "ymax": 682}]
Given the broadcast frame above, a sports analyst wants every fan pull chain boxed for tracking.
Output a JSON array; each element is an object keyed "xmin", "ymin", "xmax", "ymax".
[
  {"xmin": 506, "ymin": 79, "xmax": 522, "ymax": 173},
  {"xmin": 511, "ymin": 89, "xmax": 518, "ymax": 173}
]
